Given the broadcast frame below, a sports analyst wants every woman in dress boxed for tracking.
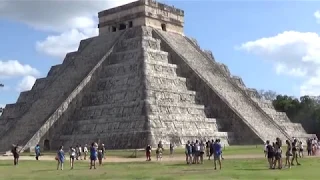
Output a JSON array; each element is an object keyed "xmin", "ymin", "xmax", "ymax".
[
  {"xmin": 89, "ymin": 142, "xmax": 98, "ymax": 169},
  {"xmin": 56, "ymin": 146, "xmax": 65, "ymax": 170}
]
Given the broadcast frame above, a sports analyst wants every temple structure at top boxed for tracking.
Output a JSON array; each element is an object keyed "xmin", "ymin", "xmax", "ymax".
[{"xmin": 98, "ymin": 0, "xmax": 184, "ymax": 35}]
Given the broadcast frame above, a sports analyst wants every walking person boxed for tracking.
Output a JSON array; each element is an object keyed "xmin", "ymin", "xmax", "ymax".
[
  {"xmin": 89, "ymin": 142, "xmax": 98, "ymax": 169},
  {"xmin": 35, "ymin": 144, "xmax": 41, "ymax": 160},
  {"xmin": 273, "ymin": 141, "xmax": 282, "ymax": 169},
  {"xmin": 156, "ymin": 144, "xmax": 163, "ymax": 161},
  {"xmin": 69, "ymin": 146, "xmax": 76, "ymax": 169},
  {"xmin": 145, "ymin": 144, "xmax": 152, "ymax": 161},
  {"xmin": 205, "ymin": 141, "xmax": 210, "ymax": 158},
  {"xmin": 285, "ymin": 140, "xmax": 292, "ymax": 169},
  {"xmin": 298, "ymin": 141, "xmax": 304, "ymax": 158},
  {"xmin": 83, "ymin": 144, "xmax": 88, "ymax": 160},
  {"xmin": 291, "ymin": 139, "xmax": 301, "ymax": 166},
  {"xmin": 56, "ymin": 146, "xmax": 65, "ymax": 170},
  {"xmin": 78, "ymin": 145, "xmax": 82, "ymax": 160},
  {"xmin": 213, "ymin": 139, "xmax": 222, "ymax": 170},
  {"xmin": 199, "ymin": 140, "xmax": 205, "ymax": 164},
  {"xmin": 307, "ymin": 139, "xmax": 312, "ymax": 156},
  {"xmin": 265, "ymin": 140, "xmax": 274, "ymax": 169},
  {"xmin": 11, "ymin": 144, "xmax": 20, "ymax": 166},
  {"xmin": 185, "ymin": 141, "xmax": 192, "ymax": 164},
  {"xmin": 169, "ymin": 143, "xmax": 174, "ymax": 157},
  {"xmin": 97, "ymin": 144, "xmax": 105, "ymax": 166}
]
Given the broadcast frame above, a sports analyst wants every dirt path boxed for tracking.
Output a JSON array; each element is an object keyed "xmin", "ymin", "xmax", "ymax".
[{"xmin": 0, "ymin": 154, "xmax": 267, "ymax": 162}]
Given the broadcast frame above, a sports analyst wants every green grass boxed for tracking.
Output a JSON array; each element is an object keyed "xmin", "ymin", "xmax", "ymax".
[
  {"xmin": 22, "ymin": 145, "xmax": 264, "ymax": 157},
  {"xmin": 0, "ymin": 158, "xmax": 319, "ymax": 180}
]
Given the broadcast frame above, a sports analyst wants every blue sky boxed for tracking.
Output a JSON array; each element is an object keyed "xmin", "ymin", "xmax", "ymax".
[{"xmin": 1, "ymin": 0, "xmax": 320, "ymax": 108}]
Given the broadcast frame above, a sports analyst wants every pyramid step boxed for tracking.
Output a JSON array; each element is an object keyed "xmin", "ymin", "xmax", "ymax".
[
  {"xmin": 148, "ymin": 114, "xmax": 208, "ymax": 122},
  {"xmin": 115, "ymin": 36, "xmax": 160, "ymax": 52},
  {"xmin": 144, "ymin": 61, "xmax": 178, "ymax": 77},
  {"xmin": 146, "ymin": 75, "xmax": 188, "ymax": 91},
  {"xmin": 47, "ymin": 64, "xmax": 62, "ymax": 77},
  {"xmin": 79, "ymin": 100, "xmax": 145, "ymax": 120},
  {"xmin": 97, "ymin": 73, "xmax": 143, "ymax": 91},
  {"xmin": 84, "ymin": 88, "xmax": 143, "ymax": 106},
  {"xmin": 147, "ymin": 103, "xmax": 206, "ymax": 115},
  {"xmin": 147, "ymin": 89, "xmax": 198, "ymax": 104}
]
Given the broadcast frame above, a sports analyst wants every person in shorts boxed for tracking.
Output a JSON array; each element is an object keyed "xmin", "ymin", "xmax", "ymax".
[
  {"xmin": 69, "ymin": 146, "xmax": 76, "ymax": 169},
  {"xmin": 291, "ymin": 139, "xmax": 301, "ymax": 166},
  {"xmin": 156, "ymin": 144, "xmax": 163, "ymax": 161},
  {"xmin": 185, "ymin": 141, "xmax": 192, "ymax": 164},
  {"xmin": 199, "ymin": 140, "xmax": 205, "ymax": 164},
  {"xmin": 56, "ymin": 146, "xmax": 65, "ymax": 170},
  {"xmin": 298, "ymin": 141, "xmax": 304, "ymax": 158},
  {"xmin": 266, "ymin": 140, "xmax": 274, "ymax": 169},
  {"xmin": 89, "ymin": 142, "xmax": 97, "ymax": 169},
  {"xmin": 273, "ymin": 142, "xmax": 282, "ymax": 169},
  {"xmin": 11, "ymin": 144, "xmax": 20, "ymax": 166},
  {"xmin": 285, "ymin": 140, "xmax": 292, "ymax": 168}
]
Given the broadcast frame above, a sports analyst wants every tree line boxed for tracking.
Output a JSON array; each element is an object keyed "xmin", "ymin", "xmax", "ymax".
[{"xmin": 258, "ymin": 90, "xmax": 320, "ymax": 137}]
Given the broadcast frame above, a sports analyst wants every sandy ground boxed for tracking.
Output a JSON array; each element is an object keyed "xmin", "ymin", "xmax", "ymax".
[{"xmin": 0, "ymin": 154, "xmax": 286, "ymax": 162}]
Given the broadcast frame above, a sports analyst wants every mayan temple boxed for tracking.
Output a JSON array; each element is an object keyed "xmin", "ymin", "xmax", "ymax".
[{"xmin": 0, "ymin": 0, "xmax": 316, "ymax": 151}]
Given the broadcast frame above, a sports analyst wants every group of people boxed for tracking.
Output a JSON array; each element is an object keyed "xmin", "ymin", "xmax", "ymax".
[
  {"xmin": 264, "ymin": 137, "xmax": 319, "ymax": 170},
  {"xmin": 145, "ymin": 139, "xmax": 223, "ymax": 170},
  {"xmin": 55, "ymin": 142, "xmax": 105, "ymax": 170}
]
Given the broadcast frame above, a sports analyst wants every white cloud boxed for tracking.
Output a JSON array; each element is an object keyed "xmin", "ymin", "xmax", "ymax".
[
  {"xmin": 0, "ymin": 104, "xmax": 4, "ymax": 108},
  {"xmin": 16, "ymin": 75, "xmax": 36, "ymax": 92},
  {"xmin": 314, "ymin": 11, "xmax": 320, "ymax": 23},
  {"xmin": 0, "ymin": 60, "xmax": 39, "ymax": 78},
  {"xmin": 0, "ymin": 0, "xmax": 137, "ymax": 58},
  {"xmin": 238, "ymin": 30, "xmax": 320, "ymax": 96},
  {"xmin": 36, "ymin": 28, "xmax": 98, "ymax": 58}
]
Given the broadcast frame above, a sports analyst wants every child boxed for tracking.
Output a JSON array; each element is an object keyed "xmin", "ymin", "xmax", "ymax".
[
  {"xmin": 57, "ymin": 146, "xmax": 65, "ymax": 170},
  {"xmin": 69, "ymin": 146, "xmax": 76, "ymax": 169}
]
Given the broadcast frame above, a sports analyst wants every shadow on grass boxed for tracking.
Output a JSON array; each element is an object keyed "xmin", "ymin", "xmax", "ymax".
[{"xmin": 235, "ymin": 168, "xmax": 268, "ymax": 171}]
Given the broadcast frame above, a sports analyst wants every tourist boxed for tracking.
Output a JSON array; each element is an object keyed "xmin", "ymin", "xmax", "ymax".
[
  {"xmin": 209, "ymin": 139, "xmax": 214, "ymax": 160},
  {"xmin": 83, "ymin": 144, "xmax": 88, "ymax": 160},
  {"xmin": 169, "ymin": 143, "xmax": 174, "ymax": 157},
  {"xmin": 69, "ymin": 146, "xmax": 76, "ymax": 169},
  {"xmin": 35, "ymin": 144, "xmax": 40, "ymax": 160},
  {"xmin": 156, "ymin": 144, "xmax": 163, "ymax": 161},
  {"xmin": 264, "ymin": 141, "xmax": 268, "ymax": 158},
  {"xmin": 194, "ymin": 140, "xmax": 200, "ymax": 164},
  {"xmin": 56, "ymin": 146, "xmax": 65, "ymax": 170},
  {"xmin": 11, "ymin": 144, "xmax": 20, "ymax": 166},
  {"xmin": 275, "ymin": 138, "xmax": 282, "ymax": 167},
  {"xmin": 205, "ymin": 140, "xmax": 210, "ymax": 158},
  {"xmin": 291, "ymin": 139, "xmax": 301, "ymax": 166},
  {"xmin": 298, "ymin": 141, "xmax": 304, "ymax": 158},
  {"xmin": 213, "ymin": 139, "xmax": 222, "ymax": 170},
  {"xmin": 185, "ymin": 141, "xmax": 192, "ymax": 164},
  {"xmin": 217, "ymin": 139, "xmax": 224, "ymax": 160},
  {"xmin": 307, "ymin": 139, "xmax": 312, "ymax": 156},
  {"xmin": 265, "ymin": 140, "xmax": 274, "ymax": 169},
  {"xmin": 89, "ymin": 142, "xmax": 98, "ymax": 169},
  {"xmin": 191, "ymin": 141, "xmax": 196, "ymax": 164},
  {"xmin": 75, "ymin": 145, "xmax": 79, "ymax": 160},
  {"xmin": 78, "ymin": 145, "xmax": 82, "ymax": 160},
  {"xmin": 199, "ymin": 140, "xmax": 205, "ymax": 164},
  {"xmin": 97, "ymin": 144, "xmax": 105, "ymax": 166},
  {"xmin": 285, "ymin": 140, "xmax": 292, "ymax": 169},
  {"xmin": 145, "ymin": 144, "xmax": 152, "ymax": 161},
  {"xmin": 273, "ymin": 141, "xmax": 282, "ymax": 169}
]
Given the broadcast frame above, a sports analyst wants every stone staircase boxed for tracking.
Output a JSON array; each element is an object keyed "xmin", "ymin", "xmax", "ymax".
[
  {"xmin": 0, "ymin": 31, "xmax": 123, "ymax": 152},
  {"xmin": 52, "ymin": 27, "xmax": 230, "ymax": 149},
  {"xmin": 155, "ymin": 29, "xmax": 293, "ymax": 143}
]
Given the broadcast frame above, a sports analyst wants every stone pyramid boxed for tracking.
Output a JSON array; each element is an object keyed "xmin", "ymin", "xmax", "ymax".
[{"xmin": 0, "ymin": 0, "xmax": 315, "ymax": 151}]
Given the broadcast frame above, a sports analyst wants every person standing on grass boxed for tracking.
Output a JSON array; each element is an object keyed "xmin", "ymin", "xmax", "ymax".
[
  {"xmin": 273, "ymin": 141, "xmax": 282, "ymax": 169},
  {"xmin": 213, "ymin": 139, "xmax": 222, "ymax": 170},
  {"xmin": 285, "ymin": 140, "xmax": 292, "ymax": 169},
  {"xmin": 83, "ymin": 144, "xmax": 88, "ymax": 160},
  {"xmin": 78, "ymin": 145, "xmax": 82, "ymax": 160},
  {"xmin": 156, "ymin": 144, "xmax": 163, "ymax": 161},
  {"xmin": 209, "ymin": 139, "xmax": 214, "ymax": 160},
  {"xmin": 56, "ymin": 146, "xmax": 65, "ymax": 170},
  {"xmin": 89, "ymin": 142, "xmax": 98, "ymax": 169},
  {"xmin": 169, "ymin": 143, "xmax": 174, "ymax": 157},
  {"xmin": 69, "ymin": 146, "xmax": 76, "ymax": 169},
  {"xmin": 307, "ymin": 139, "xmax": 312, "ymax": 156},
  {"xmin": 291, "ymin": 139, "xmax": 301, "ymax": 166},
  {"xmin": 199, "ymin": 140, "xmax": 205, "ymax": 164},
  {"xmin": 97, "ymin": 144, "xmax": 105, "ymax": 166},
  {"xmin": 298, "ymin": 141, "xmax": 304, "ymax": 158},
  {"xmin": 11, "ymin": 144, "xmax": 20, "ymax": 166},
  {"xmin": 265, "ymin": 140, "xmax": 274, "ymax": 169},
  {"xmin": 185, "ymin": 141, "xmax": 192, "ymax": 164},
  {"xmin": 205, "ymin": 140, "xmax": 210, "ymax": 158},
  {"xmin": 146, "ymin": 144, "xmax": 152, "ymax": 161},
  {"xmin": 35, "ymin": 144, "xmax": 41, "ymax": 160}
]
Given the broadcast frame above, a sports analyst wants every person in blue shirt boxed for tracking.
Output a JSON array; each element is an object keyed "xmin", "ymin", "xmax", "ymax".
[
  {"xmin": 90, "ymin": 142, "xmax": 98, "ymax": 169},
  {"xmin": 56, "ymin": 146, "xmax": 65, "ymax": 170},
  {"xmin": 35, "ymin": 144, "xmax": 40, "ymax": 160},
  {"xmin": 213, "ymin": 139, "xmax": 222, "ymax": 170}
]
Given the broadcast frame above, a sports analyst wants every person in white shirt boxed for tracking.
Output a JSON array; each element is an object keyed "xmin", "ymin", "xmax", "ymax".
[
  {"xmin": 69, "ymin": 147, "xmax": 76, "ymax": 169},
  {"xmin": 298, "ymin": 141, "xmax": 304, "ymax": 158},
  {"xmin": 83, "ymin": 144, "xmax": 88, "ymax": 160},
  {"xmin": 199, "ymin": 141, "xmax": 205, "ymax": 164},
  {"xmin": 78, "ymin": 145, "xmax": 82, "ymax": 160}
]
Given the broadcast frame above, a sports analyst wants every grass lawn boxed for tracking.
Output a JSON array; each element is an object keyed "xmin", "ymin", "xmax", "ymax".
[
  {"xmin": 0, "ymin": 157, "xmax": 319, "ymax": 180},
  {"xmin": 22, "ymin": 145, "xmax": 264, "ymax": 158}
]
